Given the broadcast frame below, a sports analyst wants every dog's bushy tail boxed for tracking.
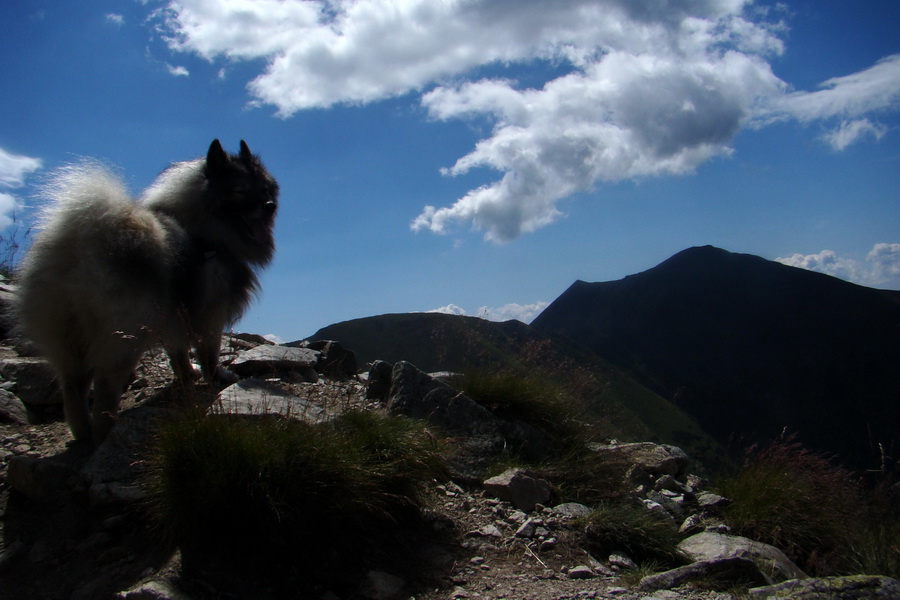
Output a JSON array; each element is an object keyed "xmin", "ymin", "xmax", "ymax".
[{"xmin": 36, "ymin": 160, "xmax": 131, "ymax": 231}]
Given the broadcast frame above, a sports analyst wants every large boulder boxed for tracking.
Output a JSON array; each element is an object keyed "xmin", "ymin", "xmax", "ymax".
[
  {"xmin": 230, "ymin": 345, "xmax": 320, "ymax": 381},
  {"xmin": 589, "ymin": 442, "xmax": 689, "ymax": 477},
  {"xmin": 678, "ymin": 531, "xmax": 806, "ymax": 583},
  {"xmin": 639, "ymin": 557, "xmax": 772, "ymax": 591},
  {"xmin": 483, "ymin": 468, "xmax": 552, "ymax": 511},
  {"xmin": 749, "ymin": 575, "xmax": 900, "ymax": 600}
]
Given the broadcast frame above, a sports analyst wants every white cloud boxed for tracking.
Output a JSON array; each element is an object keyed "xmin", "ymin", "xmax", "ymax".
[
  {"xmin": 166, "ymin": 63, "xmax": 190, "ymax": 77},
  {"xmin": 153, "ymin": 1, "xmax": 900, "ymax": 242},
  {"xmin": 0, "ymin": 147, "xmax": 42, "ymax": 229},
  {"xmin": 427, "ymin": 303, "xmax": 468, "ymax": 317},
  {"xmin": 426, "ymin": 301, "xmax": 548, "ymax": 324},
  {"xmin": 106, "ymin": 13, "xmax": 125, "ymax": 26},
  {"xmin": 776, "ymin": 244, "xmax": 900, "ymax": 289},
  {"xmin": 0, "ymin": 147, "xmax": 42, "ymax": 189},
  {"xmin": 820, "ymin": 119, "xmax": 886, "ymax": 151}
]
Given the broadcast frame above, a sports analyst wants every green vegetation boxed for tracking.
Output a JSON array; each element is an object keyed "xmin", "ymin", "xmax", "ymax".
[
  {"xmin": 583, "ymin": 501, "xmax": 683, "ymax": 566},
  {"xmin": 719, "ymin": 434, "xmax": 900, "ymax": 578},
  {"xmin": 141, "ymin": 408, "xmax": 447, "ymax": 569}
]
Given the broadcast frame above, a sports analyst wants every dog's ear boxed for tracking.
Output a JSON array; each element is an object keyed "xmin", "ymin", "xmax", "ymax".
[
  {"xmin": 239, "ymin": 140, "xmax": 253, "ymax": 163},
  {"xmin": 207, "ymin": 139, "xmax": 228, "ymax": 173}
]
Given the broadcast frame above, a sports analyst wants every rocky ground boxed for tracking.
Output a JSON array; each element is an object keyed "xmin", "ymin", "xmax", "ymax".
[{"xmin": 1, "ymin": 337, "xmax": 897, "ymax": 600}]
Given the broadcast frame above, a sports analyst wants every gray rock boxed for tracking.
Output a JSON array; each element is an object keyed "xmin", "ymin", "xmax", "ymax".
[
  {"xmin": 678, "ymin": 531, "xmax": 806, "ymax": 583},
  {"xmin": 387, "ymin": 361, "xmax": 451, "ymax": 415},
  {"xmin": 552, "ymin": 502, "xmax": 593, "ymax": 519},
  {"xmin": 609, "ymin": 553, "xmax": 637, "ymax": 570},
  {"xmin": 83, "ymin": 405, "xmax": 173, "ymax": 487},
  {"xmin": 749, "ymin": 575, "xmax": 900, "ymax": 599},
  {"xmin": 303, "ymin": 340, "xmax": 357, "ymax": 379},
  {"xmin": 638, "ymin": 557, "xmax": 771, "ymax": 592},
  {"xmin": 697, "ymin": 492, "xmax": 731, "ymax": 510},
  {"xmin": 6, "ymin": 454, "xmax": 82, "ymax": 502},
  {"xmin": 358, "ymin": 570, "xmax": 405, "ymax": 600},
  {"xmin": 365, "ymin": 360, "xmax": 394, "ymax": 400},
  {"xmin": 567, "ymin": 565, "xmax": 595, "ymax": 579},
  {"xmin": 115, "ymin": 579, "xmax": 193, "ymax": 600},
  {"xmin": 0, "ymin": 357, "xmax": 60, "ymax": 405},
  {"xmin": 230, "ymin": 345, "xmax": 319, "ymax": 381},
  {"xmin": 0, "ymin": 388, "xmax": 28, "ymax": 423},
  {"xmin": 216, "ymin": 379, "xmax": 325, "ymax": 423},
  {"xmin": 483, "ymin": 468, "xmax": 552, "ymax": 512},
  {"xmin": 589, "ymin": 442, "xmax": 688, "ymax": 477}
]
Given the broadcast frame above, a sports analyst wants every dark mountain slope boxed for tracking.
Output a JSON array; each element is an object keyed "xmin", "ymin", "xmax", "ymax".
[
  {"xmin": 532, "ymin": 245, "xmax": 900, "ymax": 467},
  {"xmin": 305, "ymin": 312, "xmax": 726, "ymax": 467}
]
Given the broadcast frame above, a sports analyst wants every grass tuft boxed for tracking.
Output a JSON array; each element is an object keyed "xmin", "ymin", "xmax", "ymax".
[
  {"xmin": 719, "ymin": 434, "xmax": 863, "ymax": 575},
  {"xmin": 140, "ymin": 408, "xmax": 447, "ymax": 572},
  {"xmin": 583, "ymin": 500, "xmax": 683, "ymax": 566}
]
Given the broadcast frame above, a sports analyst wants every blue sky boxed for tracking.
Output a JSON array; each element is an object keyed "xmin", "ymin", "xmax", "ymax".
[{"xmin": 1, "ymin": 0, "xmax": 899, "ymax": 343}]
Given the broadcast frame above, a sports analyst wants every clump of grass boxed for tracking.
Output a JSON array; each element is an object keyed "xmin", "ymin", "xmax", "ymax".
[
  {"xmin": 849, "ymin": 481, "xmax": 900, "ymax": 579},
  {"xmin": 141, "ymin": 409, "xmax": 446, "ymax": 570},
  {"xmin": 719, "ymin": 434, "xmax": 861, "ymax": 575},
  {"xmin": 583, "ymin": 500, "xmax": 683, "ymax": 566},
  {"xmin": 454, "ymin": 368, "xmax": 588, "ymax": 450}
]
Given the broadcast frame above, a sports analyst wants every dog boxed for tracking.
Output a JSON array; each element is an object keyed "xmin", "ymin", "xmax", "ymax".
[{"xmin": 15, "ymin": 140, "xmax": 278, "ymax": 445}]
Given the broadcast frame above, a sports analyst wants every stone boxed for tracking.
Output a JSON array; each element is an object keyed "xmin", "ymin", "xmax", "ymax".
[
  {"xmin": 0, "ymin": 388, "xmax": 28, "ymax": 424},
  {"xmin": 483, "ymin": 468, "xmax": 552, "ymax": 512},
  {"xmin": 216, "ymin": 379, "xmax": 325, "ymax": 423},
  {"xmin": 6, "ymin": 454, "xmax": 82, "ymax": 503},
  {"xmin": 749, "ymin": 575, "xmax": 900, "ymax": 599},
  {"xmin": 697, "ymin": 492, "xmax": 731, "ymax": 510},
  {"xmin": 552, "ymin": 502, "xmax": 593, "ymax": 519},
  {"xmin": 358, "ymin": 570, "xmax": 405, "ymax": 600},
  {"xmin": 83, "ymin": 405, "xmax": 173, "ymax": 487},
  {"xmin": 609, "ymin": 553, "xmax": 637, "ymax": 570},
  {"xmin": 589, "ymin": 442, "xmax": 688, "ymax": 477},
  {"xmin": 638, "ymin": 557, "xmax": 771, "ymax": 592},
  {"xmin": 0, "ymin": 357, "xmax": 60, "ymax": 405},
  {"xmin": 115, "ymin": 579, "xmax": 192, "ymax": 600},
  {"xmin": 230, "ymin": 345, "xmax": 320, "ymax": 381},
  {"xmin": 567, "ymin": 565, "xmax": 595, "ymax": 579},
  {"xmin": 678, "ymin": 531, "xmax": 806, "ymax": 583},
  {"xmin": 365, "ymin": 360, "xmax": 394, "ymax": 400},
  {"xmin": 304, "ymin": 340, "xmax": 358, "ymax": 379}
]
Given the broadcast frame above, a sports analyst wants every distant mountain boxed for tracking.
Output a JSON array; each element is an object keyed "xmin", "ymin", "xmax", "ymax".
[
  {"xmin": 305, "ymin": 312, "xmax": 727, "ymax": 469},
  {"xmin": 308, "ymin": 312, "xmax": 544, "ymax": 373},
  {"xmin": 532, "ymin": 245, "xmax": 900, "ymax": 468}
]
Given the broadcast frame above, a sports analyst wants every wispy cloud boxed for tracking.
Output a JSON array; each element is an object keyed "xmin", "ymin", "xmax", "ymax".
[
  {"xmin": 152, "ymin": 1, "xmax": 900, "ymax": 242},
  {"xmin": 776, "ymin": 243, "xmax": 900, "ymax": 289},
  {"xmin": 105, "ymin": 13, "xmax": 125, "ymax": 27},
  {"xmin": 0, "ymin": 147, "xmax": 42, "ymax": 229}
]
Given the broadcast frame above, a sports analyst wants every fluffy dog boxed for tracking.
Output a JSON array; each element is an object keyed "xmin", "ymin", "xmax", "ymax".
[{"xmin": 15, "ymin": 140, "xmax": 278, "ymax": 445}]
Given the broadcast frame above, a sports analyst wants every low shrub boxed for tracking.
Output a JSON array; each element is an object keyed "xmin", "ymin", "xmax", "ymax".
[{"xmin": 141, "ymin": 408, "xmax": 447, "ymax": 571}]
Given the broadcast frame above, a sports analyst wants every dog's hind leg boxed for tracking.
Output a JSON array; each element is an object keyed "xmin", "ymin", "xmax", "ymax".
[
  {"xmin": 91, "ymin": 369, "xmax": 132, "ymax": 446},
  {"xmin": 61, "ymin": 372, "xmax": 93, "ymax": 443}
]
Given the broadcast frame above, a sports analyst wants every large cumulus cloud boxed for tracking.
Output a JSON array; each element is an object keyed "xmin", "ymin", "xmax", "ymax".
[{"xmin": 154, "ymin": 0, "xmax": 900, "ymax": 242}]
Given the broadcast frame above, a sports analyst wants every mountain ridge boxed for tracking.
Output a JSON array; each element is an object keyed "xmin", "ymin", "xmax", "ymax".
[{"xmin": 533, "ymin": 245, "xmax": 900, "ymax": 468}]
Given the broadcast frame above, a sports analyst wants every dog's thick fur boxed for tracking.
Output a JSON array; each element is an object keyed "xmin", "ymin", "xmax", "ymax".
[{"xmin": 15, "ymin": 140, "xmax": 278, "ymax": 444}]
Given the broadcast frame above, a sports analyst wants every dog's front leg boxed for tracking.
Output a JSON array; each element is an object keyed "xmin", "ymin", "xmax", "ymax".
[{"xmin": 197, "ymin": 336, "xmax": 238, "ymax": 384}]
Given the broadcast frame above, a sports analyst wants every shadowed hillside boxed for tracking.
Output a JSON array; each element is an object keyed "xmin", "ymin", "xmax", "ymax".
[
  {"xmin": 531, "ymin": 245, "xmax": 900, "ymax": 468},
  {"xmin": 304, "ymin": 312, "xmax": 727, "ymax": 471}
]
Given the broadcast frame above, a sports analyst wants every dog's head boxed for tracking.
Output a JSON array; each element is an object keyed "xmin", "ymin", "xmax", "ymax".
[{"xmin": 204, "ymin": 139, "xmax": 279, "ymax": 266}]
